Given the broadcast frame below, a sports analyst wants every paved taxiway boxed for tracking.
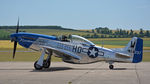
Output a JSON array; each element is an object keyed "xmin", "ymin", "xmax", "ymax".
[{"xmin": 0, "ymin": 62, "xmax": 149, "ymax": 84}]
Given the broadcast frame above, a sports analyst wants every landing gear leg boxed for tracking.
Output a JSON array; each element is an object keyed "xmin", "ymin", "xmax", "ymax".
[
  {"xmin": 34, "ymin": 48, "xmax": 46, "ymax": 70},
  {"xmin": 34, "ymin": 49, "xmax": 52, "ymax": 70},
  {"xmin": 109, "ymin": 62, "xmax": 114, "ymax": 70},
  {"xmin": 43, "ymin": 53, "xmax": 51, "ymax": 68}
]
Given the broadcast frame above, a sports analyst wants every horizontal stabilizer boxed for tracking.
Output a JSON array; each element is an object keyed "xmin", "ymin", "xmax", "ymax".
[{"xmin": 115, "ymin": 52, "xmax": 131, "ymax": 58}]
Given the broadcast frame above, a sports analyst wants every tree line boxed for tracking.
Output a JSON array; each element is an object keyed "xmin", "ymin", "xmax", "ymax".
[
  {"xmin": 0, "ymin": 26, "xmax": 74, "ymax": 30},
  {"xmin": 0, "ymin": 26, "xmax": 150, "ymax": 40},
  {"xmin": 84, "ymin": 27, "xmax": 150, "ymax": 38}
]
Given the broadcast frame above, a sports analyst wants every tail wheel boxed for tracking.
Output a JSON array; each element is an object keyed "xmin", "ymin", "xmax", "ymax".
[
  {"xmin": 34, "ymin": 61, "xmax": 43, "ymax": 70},
  {"xmin": 109, "ymin": 65, "xmax": 114, "ymax": 69},
  {"xmin": 43, "ymin": 60, "xmax": 51, "ymax": 68}
]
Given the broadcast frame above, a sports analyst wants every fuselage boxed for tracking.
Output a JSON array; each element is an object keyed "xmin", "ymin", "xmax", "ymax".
[{"xmin": 10, "ymin": 32, "xmax": 133, "ymax": 64}]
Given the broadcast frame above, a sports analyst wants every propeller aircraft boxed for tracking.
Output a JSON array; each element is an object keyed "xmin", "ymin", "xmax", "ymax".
[{"xmin": 10, "ymin": 19, "xmax": 143, "ymax": 70}]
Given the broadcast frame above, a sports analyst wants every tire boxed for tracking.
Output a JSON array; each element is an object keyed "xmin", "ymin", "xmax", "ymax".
[
  {"xmin": 34, "ymin": 61, "xmax": 43, "ymax": 70},
  {"xmin": 109, "ymin": 65, "xmax": 114, "ymax": 69},
  {"xmin": 43, "ymin": 60, "xmax": 51, "ymax": 68}
]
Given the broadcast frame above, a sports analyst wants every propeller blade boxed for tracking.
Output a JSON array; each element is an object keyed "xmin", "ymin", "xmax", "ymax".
[
  {"xmin": 13, "ymin": 41, "xmax": 17, "ymax": 59},
  {"xmin": 12, "ymin": 18, "xmax": 20, "ymax": 59},
  {"xmin": 16, "ymin": 18, "xmax": 19, "ymax": 33}
]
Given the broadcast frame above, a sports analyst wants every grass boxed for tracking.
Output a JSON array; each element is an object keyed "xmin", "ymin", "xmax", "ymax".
[
  {"xmin": 3, "ymin": 29, "xmax": 101, "ymax": 36},
  {"xmin": 0, "ymin": 30, "xmax": 10, "ymax": 40},
  {"xmin": 0, "ymin": 39, "xmax": 150, "ymax": 49},
  {"xmin": 0, "ymin": 40, "xmax": 23, "ymax": 49},
  {"xmin": 90, "ymin": 38, "xmax": 150, "ymax": 47},
  {"xmin": 0, "ymin": 52, "xmax": 62, "ymax": 62},
  {"xmin": 143, "ymin": 52, "xmax": 150, "ymax": 62},
  {"xmin": 94, "ymin": 40, "xmax": 150, "ymax": 47},
  {"xmin": 0, "ymin": 51, "xmax": 149, "ymax": 62}
]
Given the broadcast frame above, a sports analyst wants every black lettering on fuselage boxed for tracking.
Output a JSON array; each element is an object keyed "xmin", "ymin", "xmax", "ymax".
[
  {"xmin": 72, "ymin": 46, "xmax": 84, "ymax": 53},
  {"xmin": 72, "ymin": 46, "xmax": 77, "ymax": 52},
  {"xmin": 77, "ymin": 47, "xmax": 82, "ymax": 53}
]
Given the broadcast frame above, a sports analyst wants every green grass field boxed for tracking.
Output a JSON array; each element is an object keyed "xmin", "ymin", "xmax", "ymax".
[
  {"xmin": 89, "ymin": 38, "xmax": 150, "ymax": 47},
  {"xmin": 0, "ymin": 52, "xmax": 62, "ymax": 62},
  {"xmin": 92, "ymin": 40, "xmax": 150, "ymax": 47},
  {"xmin": 2, "ymin": 29, "xmax": 101, "ymax": 37},
  {"xmin": 0, "ymin": 51, "xmax": 149, "ymax": 62}
]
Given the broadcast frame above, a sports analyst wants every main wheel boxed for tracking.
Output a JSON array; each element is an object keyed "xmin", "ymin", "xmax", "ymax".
[
  {"xmin": 109, "ymin": 65, "xmax": 114, "ymax": 69},
  {"xmin": 43, "ymin": 60, "xmax": 51, "ymax": 68},
  {"xmin": 34, "ymin": 61, "xmax": 43, "ymax": 70}
]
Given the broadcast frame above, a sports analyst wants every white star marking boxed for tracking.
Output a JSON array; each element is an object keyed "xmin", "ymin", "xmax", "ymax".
[{"xmin": 89, "ymin": 48, "xmax": 97, "ymax": 57}]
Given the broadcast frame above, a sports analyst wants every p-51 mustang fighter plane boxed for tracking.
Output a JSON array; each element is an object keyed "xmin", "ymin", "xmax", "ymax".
[{"xmin": 10, "ymin": 20, "xmax": 143, "ymax": 70}]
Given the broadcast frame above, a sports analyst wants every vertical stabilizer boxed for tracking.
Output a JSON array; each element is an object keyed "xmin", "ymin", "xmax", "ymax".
[{"xmin": 125, "ymin": 37, "xmax": 143, "ymax": 63}]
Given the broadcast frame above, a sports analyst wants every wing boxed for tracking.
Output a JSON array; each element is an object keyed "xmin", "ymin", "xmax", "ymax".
[{"xmin": 42, "ymin": 46, "xmax": 81, "ymax": 60}]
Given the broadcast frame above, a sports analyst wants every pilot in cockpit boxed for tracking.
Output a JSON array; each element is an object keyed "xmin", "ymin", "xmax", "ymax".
[{"xmin": 58, "ymin": 35, "xmax": 70, "ymax": 42}]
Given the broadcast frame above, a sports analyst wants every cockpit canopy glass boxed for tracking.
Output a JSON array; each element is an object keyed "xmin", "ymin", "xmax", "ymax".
[
  {"xmin": 70, "ymin": 35, "xmax": 95, "ymax": 46},
  {"xmin": 57, "ymin": 35, "xmax": 95, "ymax": 46}
]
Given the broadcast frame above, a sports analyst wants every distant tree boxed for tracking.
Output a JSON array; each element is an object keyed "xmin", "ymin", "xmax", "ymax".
[
  {"xmin": 126, "ymin": 31, "xmax": 129, "ymax": 36},
  {"xmin": 93, "ymin": 33, "xmax": 99, "ymax": 38},
  {"xmin": 92, "ymin": 29, "xmax": 95, "ymax": 33},
  {"xmin": 109, "ymin": 30, "xmax": 112, "ymax": 34},
  {"xmin": 134, "ymin": 32, "xmax": 138, "ymax": 37},
  {"xmin": 95, "ymin": 28, "xmax": 100, "ymax": 33},
  {"xmin": 114, "ymin": 28, "xmax": 120, "ymax": 35},
  {"xmin": 139, "ymin": 28, "xmax": 144, "ymax": 37},
  {"xmin": 119, "ymin": 29, "xmax": 123, "ymax": 35},
  {"xmin": 122, "ymin": 30, "xmax": 126, "ymax": 35},
  {"xmin": 145, "ymin": 30, "xmax": 150, "ymax": 37},
  {"xmin": 129, "ymin": 29, "xmax": 134, "ymax": 37},
  {"xmin": 84, "ymin": 34, "xmax": 91, "ymax": 38},
  {"xmin": 86, "ymin": 30, "xmax": 90, "ymax": 32},
  {"xmin": 100, "ymin": 27, "xmax": 109, "ymax": 34}
]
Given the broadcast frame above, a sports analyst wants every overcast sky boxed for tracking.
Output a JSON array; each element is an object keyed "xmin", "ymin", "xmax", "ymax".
[{"xmin": 0, "ymin": 0, "xmax": 150, "ymax": 30}]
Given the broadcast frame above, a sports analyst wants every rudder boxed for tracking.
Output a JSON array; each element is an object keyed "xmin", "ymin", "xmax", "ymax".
[
  {"xmin": 132, "ymin": 37, "xmax": 143, "ymax": 63},
  {"xmin": 124, "ymin": 37, "xmax": 143, "ymax": 63}
]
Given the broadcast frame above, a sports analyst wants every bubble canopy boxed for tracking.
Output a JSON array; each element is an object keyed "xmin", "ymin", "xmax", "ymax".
[{"xmin": 71, "ymin": 35, "xmax": 95, "ymax": 46}]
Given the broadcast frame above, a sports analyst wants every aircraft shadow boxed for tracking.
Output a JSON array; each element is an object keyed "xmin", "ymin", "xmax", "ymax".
[
  {"xmin": 31, "ymin": 67, "xmax": 73, "ymax": 72},
  {"xmin": 69, "ymin": 67, "xmax": 134, "ymax": 70},
  {"xmin": 0, "ymin": 67, "xmax": 135, "ymax": 72},
  {"xmin": 31, "ymin": 67, "xmax": 135, "ymax": 72}
]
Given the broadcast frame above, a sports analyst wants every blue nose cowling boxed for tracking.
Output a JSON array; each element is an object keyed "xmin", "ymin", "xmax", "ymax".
[{"xmin": 10, "ymin": 33, "xmax": 18, "ymax": 42}]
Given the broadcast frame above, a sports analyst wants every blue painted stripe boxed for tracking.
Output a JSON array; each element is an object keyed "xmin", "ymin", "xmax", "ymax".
[
  {"xmin": 17, "ymin": 32, "xmax": 58, "ymax": 40},
  {"xmin": 10, "ymin": 32, "xmax": 58, "ymax": 48},
  {"xmin": 132, "ymin": 38, "xmax": 143, "ymax": 63}
]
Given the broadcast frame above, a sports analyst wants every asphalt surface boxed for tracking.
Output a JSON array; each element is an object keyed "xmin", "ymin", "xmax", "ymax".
[{"xmin": 0, "ymin": 62, "xmax": 150, "ymax": 84}]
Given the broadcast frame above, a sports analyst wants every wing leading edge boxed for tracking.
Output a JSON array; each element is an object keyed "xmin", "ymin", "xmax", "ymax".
[{"xmin": 42, "ymin": 46, "xmax": 81, "ymax": 60}]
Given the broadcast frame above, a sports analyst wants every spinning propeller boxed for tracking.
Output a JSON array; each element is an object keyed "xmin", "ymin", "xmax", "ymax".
[{"xmin": 12, "ymin": 18, "xmax": 19, "ymax": 59}]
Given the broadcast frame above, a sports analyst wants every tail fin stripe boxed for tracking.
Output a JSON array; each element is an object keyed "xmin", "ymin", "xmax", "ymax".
[{"xmin": 132, "ymin": 38, "xmax": 143, "ymax": 63}]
